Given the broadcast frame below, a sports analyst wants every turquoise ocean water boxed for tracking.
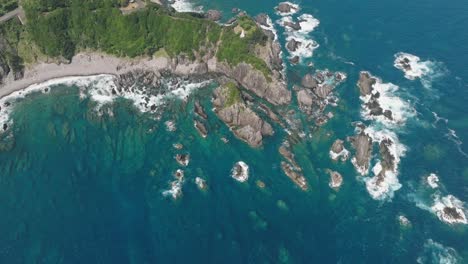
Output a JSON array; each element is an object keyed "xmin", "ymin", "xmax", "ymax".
[{"xmin": 0, "ymin": 0, "xmax": 467, "ymax": 263}]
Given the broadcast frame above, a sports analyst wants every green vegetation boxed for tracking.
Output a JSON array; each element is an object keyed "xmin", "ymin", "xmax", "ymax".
[
  {"xmin": 1, "ymin": 1, "xmax": 273, "ymax": 81},
  {"xmin": 223, "ymin": 82, "xmax": 242, "ymax": 107},
  {"xmin": 22, "ymin": 1, "xmax": 221, "ymax": 59},
  {"xmin": 0, "ymin": 18, "xmax": 25, "ymax": 82},
  {"xmin": 0, "ymin": 0, "xmax": 18, "ymax": 16},
  {"xmin": 217, "ymin": 16, "xmax": 271, "ymax": 80}
]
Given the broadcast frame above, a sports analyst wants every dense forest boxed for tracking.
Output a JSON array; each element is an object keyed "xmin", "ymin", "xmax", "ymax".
[
  {"xmin": 0, "ymin": 0, "xmax": 18, "ymax": 16},
  {"xmin": 1, "ymin": 0, "xmax": 270, "ymax": 82}
]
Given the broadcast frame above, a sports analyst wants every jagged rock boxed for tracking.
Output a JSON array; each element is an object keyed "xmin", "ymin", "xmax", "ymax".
[
  {"xmin": 276, "ymin": 2, "xmax": 296, "ymax": 14},
  {"xmin": 194, "ymin": 100, "xmax": 208, "ymax": 119},
  {"xmin": 194, "ymin": 119, "xmax": 208, "ymax": 138},
  {"xmin": 255, "ymin": 13, "xmax": 269, "ymax": 27},
  {"xmin": 331, "ymin": 139, "xmax": 345, "ymax": 154},
  {"xmin": 296, "ymin": 89, "xmax": 314, "ymax": 108},
  {"xmin": 281, "ymin": 162, "xmax": 308, "ymax": 191},
  {"xmin": 289, "ymin": 56, "xmax": 299, "ymax": 65},
  {"xmin": 315, "ymin": 84, "xmax": 333, "ymax": 98},
  {"xmin": 357, "ymin": 71, "xmax": 376, "ymax": 96},
  {"xmin": 286, "ymin": 38, "xmax": 301, "ymax": 52},
  {"xmin": 231, "ymin": 161, "xmax": 249, "ymax": 182},
  {"xmin": 232, "ymin": 8, "xmax": 240, "ymax": 13},
  {"xmin": 283, "ymin": 21, "xmax": 301, "ymax": 31},
  {"xmin": 349, "ymin": 131, "xmax": 373, "ymax": 175},
  {"xmin": 175, "ymin": 154, "xmax": 190, "ymax": 166},
  {"xmin": 216, "ymin": 62, "xmax": 291, "ymax": 105},
  {"xmin": 301, "ymin": 74, "xmax": 318, "ymax": 89},
  {"xmin": 213, "ymin": 83, "xmax": 273, "ymax": 147},
  {"xmin": 205, "ymin": 10, "xmax": 222, "ymax": 21},
  {"xmin": 258, "ymin": 103, "xmax": 283, "ymax": 126}
]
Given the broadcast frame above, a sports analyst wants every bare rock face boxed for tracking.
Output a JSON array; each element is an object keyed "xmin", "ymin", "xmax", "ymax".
[
  {"xmin": 296, "ymin": 89, "xmax": 314, "ymax": 108},
  {"xmin": 289, "ymin": 56, "xmax": 299, "ymax": 65},
  {"xmin": 349, "ymin": 132, "xmax": 373, "ymax": 175},
  {"xmin": 301, "ymin": 74, "xmax": 318, "ymax": 89},
  {"xmin": 205, "ymin": 10, "xmax": 222, "ymax": 21},
  {"xmin": 276, "ymin": 2, "xmax": 295, "ymax": 13},
  {"xmin": 331, "ymin": 139, "xmax": 345, "ymax": 154},
  {"xmin": 357, "ymin": 71, "xmax": 376, "ymax": 96},
  {"xmin": 194, "ymin": 100, "xmax": 208, "ymax": 119},
  {"xmin": 255, "ymin": 13, "xmax": 269, "ymax": 27},
  {"xmin": 315, "ymin": 84, "xmax": 333, "ymax": 99},
  {"xmin": 327, "ymin": 169, "xmax": 343, "ymax": 190},
  {"xmin": 286, "ymin": 38, "xmax": 301, "ymax": 52},
  {"xmin": 213, "ymin": 83, "xmax": 274, "ymax": 147},
  {"xmin": 194, "ymin": 119, "xmax": 208, "ymax": 138},
  {"xmin": 217, "ymin": 62, "xmax": 291, "ymax": 105},
  {"xmin": 279, "ymin": 141, "xmax": 309, "ymax": 191}
]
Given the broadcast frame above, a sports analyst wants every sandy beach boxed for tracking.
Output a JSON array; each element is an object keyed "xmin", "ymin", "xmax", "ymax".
[{"xmin": 0, "ymin": 52, "xmax": 172, "ymax": 99}]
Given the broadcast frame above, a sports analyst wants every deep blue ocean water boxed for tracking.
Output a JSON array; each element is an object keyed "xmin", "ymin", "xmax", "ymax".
[{"xmin": 0, "ymin": 0, "xmax": 467, "ymax": 263}]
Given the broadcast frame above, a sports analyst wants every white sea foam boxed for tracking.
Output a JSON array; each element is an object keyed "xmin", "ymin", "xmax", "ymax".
[
  {"xmin": 162, "ymin": 169, "xmax": 185, "ymax": 200},
  {"xmin": 360, "ymin": 76, "xmax": 415, "ymax": 127},
  {"xmin": 427, "ymin": 173, "xmax": 440, "ymax": 189},
  {"xmin": 362, "ymin": 127, "xmax": 406, "ymax": 200},
  {"xmin": 297, "ymin": 14, "xmax": 320, "ymax": 34},
  {"xmin": 231, "ymin": 161, "xmax": 249, "ymax": 182},
  {"xmin": 329, "ymin": 148, "xmax": 350, "ymax": 162},
  {"xmin": 170, "ymin": 0, "xmax": 202, "ymax": 13},
  {"xmin": 275, "ymin": 2, "xmax": 300, "ymax": 16},
  {"xmin": 259, "ymin": 15, "xmax": 278, "ymax": 40},
  {"xmin": 277, "ymin": 13, "xmax": 320, "ymax": 62},
  {"xmin": 431, "ymin": 194, "xmax": 468, "ymax": 225},
  {"xmin": 417, "ymin": 239, "xmax": 461, "ymax": 264},
  {"xmin": 365, "ymin": 162, "xmax": 402, "ymax": 200},
  {"xmin": 394, "ymin": 52, "xmax": 446, "ymax": 89},
  {"xmin": 445, "ymin": 128, "xmax": 468, "ymax": 158},
  {"xmin": 0, "ymin": 75, "xmax": 211, "ymax": 134}
]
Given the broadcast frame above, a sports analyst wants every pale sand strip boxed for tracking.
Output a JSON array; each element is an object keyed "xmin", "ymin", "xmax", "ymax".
[{"xmin": 0, "ymin": 52, "xmax": 171, "ymax": 99}]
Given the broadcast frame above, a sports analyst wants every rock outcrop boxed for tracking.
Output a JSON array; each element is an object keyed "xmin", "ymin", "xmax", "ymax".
[
  {"xmin": 348, "ymin": 131, "xmax": 373, "ymax": 175},
  {"xmin": 213, "ymin": 82, "xmax": 273, "ymax": 147},
  {"xmin": 279, "ymin": 141, "xmax": 308, "ymax": 190},
  {"xmin": 329, "ymin": 139, "xmax": 349, "ymax": 162},
  {"xmin": 205, "ymin": 10, "xmax": 222, "ymax": 21}
]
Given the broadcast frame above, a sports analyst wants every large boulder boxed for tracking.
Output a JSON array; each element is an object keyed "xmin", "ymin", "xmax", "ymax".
[
  {"xmin": 296, "ymin": 89, "xmax": 314, "ymax": 108},
  {"xmin": 301, "ymin": 74, "xmax": 318, "ymax": 89},
  {"xmin": 357, "ymin": 71, "xmax": 376, "ymax": 96}
]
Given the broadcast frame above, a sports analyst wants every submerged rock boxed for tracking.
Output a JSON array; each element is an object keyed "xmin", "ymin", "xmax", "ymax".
[
  {"xmin": 194, "ymin": 119, "xmax": 208, "ymax": 138},
  {"xmin": 195, "ymin": 177, "xmax": 208, "ymax": 190},
  {"xmin": 289, "ymin": 56, "xmax": 300, "ymax": 65},
  {"xmin": 231, "ymin": 161, "xmax": 249, "ymax": 182},
  {"xmin": 194, "ymin": 100, "xmax": 208, "ymax": 119}
]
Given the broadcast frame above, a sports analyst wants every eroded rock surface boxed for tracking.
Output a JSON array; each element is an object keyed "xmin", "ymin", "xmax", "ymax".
[{"xmin": 213, "ymin": 82, "xmax": 273, "ymax": 147}]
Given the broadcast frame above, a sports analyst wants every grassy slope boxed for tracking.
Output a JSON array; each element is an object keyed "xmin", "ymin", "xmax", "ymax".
[{"xmin": 3, "ymin": 0, "xmax": 272, "ymax": 80}]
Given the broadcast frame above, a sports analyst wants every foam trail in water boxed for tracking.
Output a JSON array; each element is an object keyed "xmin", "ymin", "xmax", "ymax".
[
  {"xmin": 417, "ymin": 239, "xmax": 461, "ymax": 264},
  {"xmin": 394, "ymin": 52, "xmax": 447, "ymax": 89}
]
